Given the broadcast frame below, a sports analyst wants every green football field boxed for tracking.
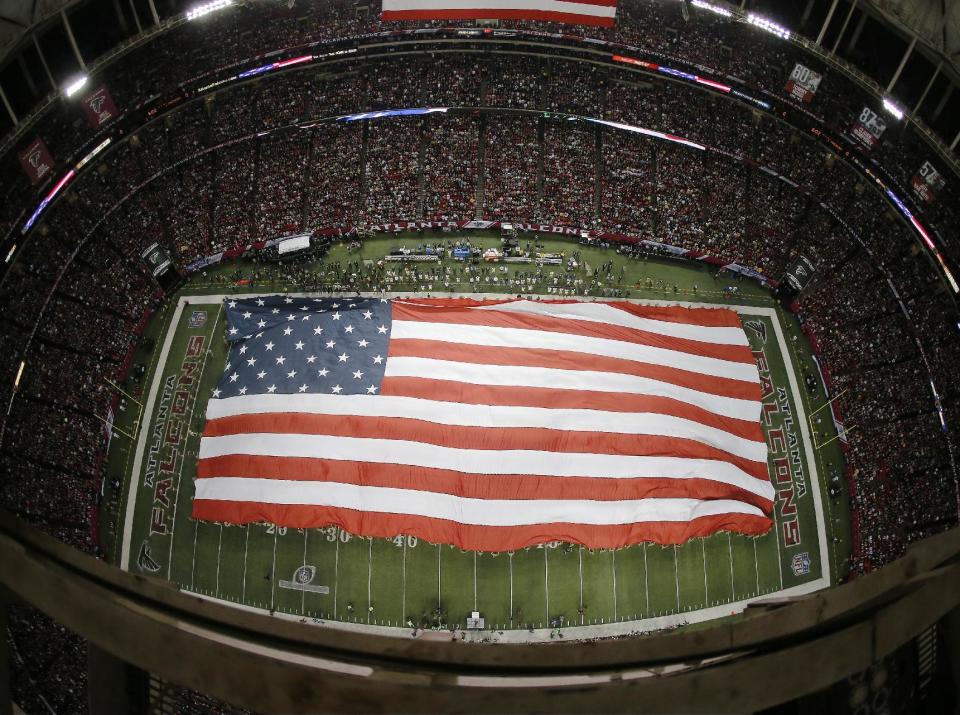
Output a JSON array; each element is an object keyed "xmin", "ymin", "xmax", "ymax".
[{"xmin": 102, "ymin": 232, "xmax": 849, "ymax": 639}]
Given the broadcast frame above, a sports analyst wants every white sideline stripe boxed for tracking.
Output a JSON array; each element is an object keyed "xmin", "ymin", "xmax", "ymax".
[
  {"xmin": 198, "ymin": 433, "xmax": 774, "ymax": 500},
  {"xmin": 205, "ymin": 393, "xmax": 766, "ymax": 462},
  {"xmin": 194, "ymin": 479, "xmax": 766, "ymax": 524},
  {"xmin": 390, "ymin": 320, "xmax": 759, "ymax": 383},
  {"xmin": 383, "ymin": 0, "xmax": 617, "ymax": 17},
  {"xmin": 383, "ymin": 356, "xmax": 760, "ymax": 421},
  {"xmin": 477, "ymin": 299, "xmax": 749, "ymax": 346}
]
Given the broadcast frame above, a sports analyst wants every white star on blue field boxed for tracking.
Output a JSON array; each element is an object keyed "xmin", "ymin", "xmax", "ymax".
[{"xmin": 212, "ymin": 296, "xmax": 392, "ymax": 399}]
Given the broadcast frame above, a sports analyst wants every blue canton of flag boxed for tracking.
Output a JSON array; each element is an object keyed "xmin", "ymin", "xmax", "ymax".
[{"xmin": 213, "ymin": 296, "xmax": 392, "ymax": 399}]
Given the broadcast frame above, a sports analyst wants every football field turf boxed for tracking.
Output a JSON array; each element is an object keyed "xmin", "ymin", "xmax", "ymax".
[{"xmin": 104, "ymin": 233, "xmax": 849, "ymax": 639}]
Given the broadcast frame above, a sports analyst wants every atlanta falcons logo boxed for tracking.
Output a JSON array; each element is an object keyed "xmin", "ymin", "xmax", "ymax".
[
  {"xmin": 744, "ymin": 320, "xmax": 767, "ymax": 344},
  {"xmin": 137, "ymin": 540, "xmax": 161, "ymax": 573}
]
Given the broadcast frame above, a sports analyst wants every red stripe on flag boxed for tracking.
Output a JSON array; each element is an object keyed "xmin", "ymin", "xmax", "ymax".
[
  {"xmin": 608, "ymin": 301, "xmax": 745, "ymax": 328},
  {"xmin": 380, "ymin": 377, "xmax": 765, "ymax": 442},
  {"xmin": 191, "ymin": 500, "xmax": 771, "ymax": 549},
  {"xmin": 201, "ymin": 413, "xmax": 767, "ymax": 479},
  {"xmin": 388, "ymin": 339, "xmax": 761, "ymax": 401},
  {"xmin": 196, "ymin": 456, "xmax": 774, "ymax": 511},
  {"xmin": 395, "ymin": 299, "xmax": 744, "ymax": 327},
  {"xmin": 381, "ymin": 8, "xmax": 615, "ymax": 25},
  {"xmin": 392, "ymin": 303, "xmax": 755, "ymax": 364}
]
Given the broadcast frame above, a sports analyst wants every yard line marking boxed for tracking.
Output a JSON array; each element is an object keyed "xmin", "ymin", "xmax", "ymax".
[
  {"xmin": 642, "ymin": 544, "xmax": 649, "ymax": 616},
  {"xmin": 578, "ymin": 547, "xmax": 584, "ymax": 625},
  {"xmin": 333, "ymin": 531, "xmax": 340, "ymax": 616},
  {"xmin": 752, "ymin": 537, "xmax": 760, "ymax": 594},
  {"xmin": 301, "ymin": 528, "xmax": 309, "ymax": 615},
  {"xmin": 509, "ymin": 552, "xmax": 514, "ymax": 626},
  {"xmin": 270, "ymin": 527, "xmax": 278, "ymax": 609},
  {"xmin": 167, "ymin": 302, "xmax": 222, "ymax": 580},
  {"xmin": 216, "ymin": 525, "xmax": 223, "ymax": 596},
  {"xmin": 611, "ymin": 550, "xmax": 618, "ymax": 621},
  {"xmin": 673, "ymin": 545, "xmax": 680, "ymax": 611},
  {"xmin": 437, "ymin": 545, "xmax": 442, "ymax": 610},
  {"xmin": 543, "ymin": 547, "xmax": 550, "ymax": 623},
  {"xmin": 241, "ymin": 525, "xmax": 250, "ymax": 602},
  {"xmin": 402, "ymin": 538, "xmax": 407, "ymax": 623},
  {"xmin": 701, "ymin": 538, "xmax": 708, "ymax": 606},
  {"xmin": 190, "ymin": 522, "xmax": 199, "ymax": 590},
  {"xmin": 473, "ymin": 552, "xmax": 478, "ymax": 611},
  {"xmin": 367, "ymin": 538, "xmax": 373, "ymax": 623},
  {"xmin": 727, "ymin": 533, "xmax": 735, "ymax": 599}
]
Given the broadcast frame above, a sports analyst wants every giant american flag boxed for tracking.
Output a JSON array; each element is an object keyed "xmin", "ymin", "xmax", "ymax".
[
  {"xmin": 381, "ymin": 0, "xmax": 618, "ymax": 27},
  {"xmin": 193, "ymin": 296, "xmax": 772, "ymax": 551}
]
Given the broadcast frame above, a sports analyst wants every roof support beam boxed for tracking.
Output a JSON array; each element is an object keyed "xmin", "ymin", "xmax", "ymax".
[
  {"xmin": 61, "ymin": 9, "xmax": 86, "ymax": 72},
  {"xmin": 32, "ymin": 35, "xmax": 56, "ymax": 91},
  {"xmin": 128, "ymin": 0, "xmax": 143, "ymax": 33},
  {"xmin": 831, "ymin": 0, "xmax": 858, "ymax": 55},
  {"xmin": 0, "ymin": 83, "xmax": 17, "ymax": 126},
  {"xmin": 817, "ymin": 0, "xmax": 840, "ymax": 46},
  {"xmin": 886, "ymin": 35, "xmax": 917, "ymax": 94},
  {"xmin": 147, "ymin": 0, "xmax": 160, "ymax": 26},
  {"xmin": 914, "ymin": 61, "xmax": 942, "ymax": 114},
  {"xmin": 932, "ymin": 84, "xmax": 952, "ymax": 122},
  {"xmin": 951, "ymin": 128, "xmax": 960, "ymax": 152}
]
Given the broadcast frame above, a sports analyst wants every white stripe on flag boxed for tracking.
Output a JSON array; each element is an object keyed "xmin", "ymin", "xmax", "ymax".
[
  {"xmin": 390, "ymin": 320, "xmax": 759, "ymax": 383},
  {"xmin": 477, "ymin": 300, "xmax": 749, "ymax": 345},
  {"xmin": 205, "ymin": 393, "xmax": 764, "ymax": 460},
  {"xmin": 198, "ymin": 433, "xmax": 774, "ymax": 500},
  {"xmin": 195, "ymin": 479, "xmax": 766, "ymax": 525},
  {"xmin": 383, "ymin": 357, "xmax": 760, "ymax": 421}
]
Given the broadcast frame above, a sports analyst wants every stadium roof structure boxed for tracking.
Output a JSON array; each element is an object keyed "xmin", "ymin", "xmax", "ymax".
[{"xmin": 0, "ymin": 0, "xmax": 75, "ymax": 58}]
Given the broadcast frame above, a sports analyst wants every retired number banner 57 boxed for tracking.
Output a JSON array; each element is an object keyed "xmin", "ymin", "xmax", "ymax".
[{"xmin": 193, "ymin": 297, "xmax": 772, "ymax": 551}]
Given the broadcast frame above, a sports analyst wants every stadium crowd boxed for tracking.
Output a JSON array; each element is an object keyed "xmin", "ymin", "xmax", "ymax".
[{"xmin": 1, "ymin": 2, "xmax": 959, "ymax": 710}]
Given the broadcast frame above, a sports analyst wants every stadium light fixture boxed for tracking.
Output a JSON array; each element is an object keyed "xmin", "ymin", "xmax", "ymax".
[
  {"xmin": 63, "ymin": 75, "xmax": 88, "ymax": 98},
  {"xmin": 881, "ymin": 98, "xmax": 904, "ymax": 120},
  {"xmin": 691, "ymin": 0, "xmax": 732, "ymax": 18},
  {"xmin": 186, "ymin": 0, "xmax": 232, "ymax": 21},
  {"xmin": 747, "ymin": 14, "xmax": 791, "ymax": 40}
]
